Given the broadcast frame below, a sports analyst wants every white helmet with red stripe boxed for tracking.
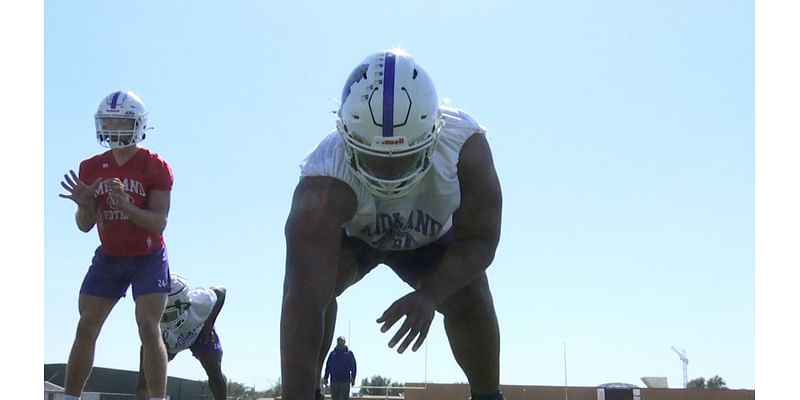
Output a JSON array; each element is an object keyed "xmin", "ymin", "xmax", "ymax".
[
  {"xmin": 95, "ymin": 90, "xmax": 149, "ymax": 149},
  {"xmin": 337, "ymin": 49, "xmax": 444, "ymax": 199}
]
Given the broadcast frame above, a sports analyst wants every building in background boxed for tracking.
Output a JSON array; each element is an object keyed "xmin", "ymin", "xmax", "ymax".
[{"xmin": 45, "ymin": 364, "xmax": 206, "ymax": 400}]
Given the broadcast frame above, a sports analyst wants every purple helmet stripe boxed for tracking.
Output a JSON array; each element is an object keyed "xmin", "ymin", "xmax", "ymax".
[
  {"xmin": 110, "ymin": 91, "xmax": 122, "ymax": 108},
  {"xmin": 382, "ymin": 53, "xmax": 396, "ymax": 137}
]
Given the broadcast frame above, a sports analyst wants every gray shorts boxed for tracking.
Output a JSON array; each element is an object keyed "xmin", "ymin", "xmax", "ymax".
[{"xmin": 79, "ymin": 246, "xmax": 171, "ymax": 300}]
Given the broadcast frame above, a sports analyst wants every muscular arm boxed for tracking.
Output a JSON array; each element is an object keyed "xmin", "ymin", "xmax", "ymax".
[
  {"xmin": 116, "ymin": 187, "xmax": 171, "ymax": 233},
  {"xmin": 198, "ymin": 287, "xmax": 226, "ymax": 342},
  {"xmin": 75, "ymin": 203, "xmax": 97, "ymax": 232},
  {"xmin": 204, "ymin": 287, "xmax": 226, "ymax": 329},
  {"xmin": 283, "ymin": 176, "xmax": 357, "ymax": 305},
  {"xmin": 281, "ymin": 176, "xmax": 357, "ymax": 399},
  {"xmin": 415, "ymin": 133, "xmax": 502, "ymax": 305}
]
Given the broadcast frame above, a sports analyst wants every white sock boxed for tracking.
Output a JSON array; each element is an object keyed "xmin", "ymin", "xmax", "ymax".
[
  {"xmin": 63, "ymin": 396, "xmax": 80, "ymax": 400},
  {"xmin": 150, "ymin": 397, "xmax": 166, "ymax": 400}
]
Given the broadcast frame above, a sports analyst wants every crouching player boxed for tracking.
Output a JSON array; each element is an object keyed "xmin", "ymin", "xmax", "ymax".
[{"xmin": 136, "ymin": 273, "xmax": 227, "ymax": 400}]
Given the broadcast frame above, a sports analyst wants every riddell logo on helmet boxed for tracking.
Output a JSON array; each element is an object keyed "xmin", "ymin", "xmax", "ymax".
[
  {"xmin": 378, "ymin": 138, "xmax": 405, "ymax": 145},
  {"xmin": 105, "ymin": 108, "xmax": 119, "ymax": 112}
]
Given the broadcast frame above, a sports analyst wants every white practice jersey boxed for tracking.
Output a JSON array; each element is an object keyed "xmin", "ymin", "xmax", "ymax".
[
  {"xmin": 161, "ymin": 287, "xmax": 218, "ymax": 354},
  {"xmin": 300, "ymin": 106, "xmax": 486, "ymax": 250}
]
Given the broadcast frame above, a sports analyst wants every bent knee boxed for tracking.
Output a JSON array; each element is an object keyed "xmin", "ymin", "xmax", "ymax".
[
  {"xmin": 75, "ymin": 316, "xmax": 105, "ymax": 339},
  {"xmin": 137, "ymin": 320, "xmax": 162, "ymax": 342}
]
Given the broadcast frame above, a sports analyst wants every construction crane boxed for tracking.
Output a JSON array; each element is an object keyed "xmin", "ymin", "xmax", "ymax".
[{"xmin": 671, "ymin": 346, "xmax": 688, "ymax": 388}]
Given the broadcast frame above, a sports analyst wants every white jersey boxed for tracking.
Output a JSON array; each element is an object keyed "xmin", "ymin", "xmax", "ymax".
[
  {"xmin": 300, "ymin": 106, "xmax": 486, "ymax": 250},
  {"xmin": 160, "ymin": 287, "xmax": 218, "ymax": 354}
]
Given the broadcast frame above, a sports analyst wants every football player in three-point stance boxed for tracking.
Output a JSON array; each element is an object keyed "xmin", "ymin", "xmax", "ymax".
[
  {"xmin": 135, "ymin": 273, "xmax": 228, "ymax": 400},
  {"xmin": 281, "ymin": 49, "xmax": 505, "ymax": 400}
]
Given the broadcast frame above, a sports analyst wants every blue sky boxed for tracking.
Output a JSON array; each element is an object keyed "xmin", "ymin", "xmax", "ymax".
[{"xmin": 12, "ymin": 0, "xmax": 797, "ymax": 394}]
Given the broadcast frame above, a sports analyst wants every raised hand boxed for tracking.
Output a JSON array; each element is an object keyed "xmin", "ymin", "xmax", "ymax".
[
  {"xmin": 376, "ymin": 292, "xmax": 436, "ymax": 353},
  {"xmin": 59, "ymin": 170, "xmax": 101, "ymax": 208}
]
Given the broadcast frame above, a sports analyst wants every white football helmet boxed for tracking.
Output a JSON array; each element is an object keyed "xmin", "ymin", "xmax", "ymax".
[
  {"xmin": 337, "ymin": 49, "xmax": 444, "ymax": 199},
  {"xmin": 161, "ymin": 273, "xmax": 190, "ymax": 330},
  {"xmin": 95, "ymin": 90, "xmax": 149, "ymax": 149}
]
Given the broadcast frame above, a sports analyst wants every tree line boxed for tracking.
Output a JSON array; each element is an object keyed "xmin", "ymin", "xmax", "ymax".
[{"xmin": 217, "ymin": 373, "xmax": 728, "ymax": 398}]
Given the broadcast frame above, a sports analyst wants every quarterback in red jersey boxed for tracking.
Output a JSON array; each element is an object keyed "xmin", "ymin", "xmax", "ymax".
[{"xmin": 58, "ymin": 91, "xmax": 174, "ymax": 400}]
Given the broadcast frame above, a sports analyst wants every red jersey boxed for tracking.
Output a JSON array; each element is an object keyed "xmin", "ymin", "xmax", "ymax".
[{"xmin": 79, "ymin": 148, "xmax": 174, "ymax": 257}]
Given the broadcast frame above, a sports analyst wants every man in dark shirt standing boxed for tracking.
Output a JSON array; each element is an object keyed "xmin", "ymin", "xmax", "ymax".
[{"xmin": 323, "ymin": 336, "xmax": 357, "ymax": 400}]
